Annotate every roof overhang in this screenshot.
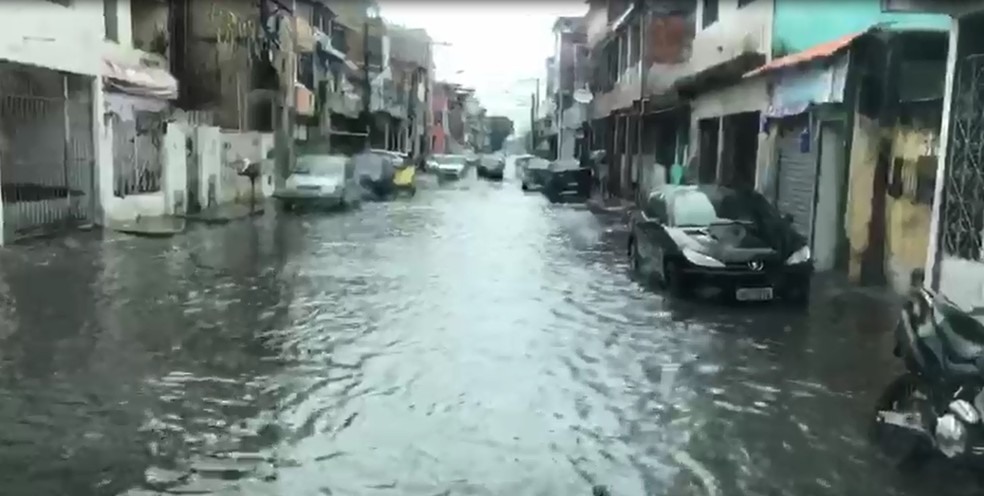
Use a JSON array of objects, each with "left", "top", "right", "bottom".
[{"left": 102, "top": 57, "right": 178, "bottom": 100}]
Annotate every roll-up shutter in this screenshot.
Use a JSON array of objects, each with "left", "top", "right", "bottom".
[{"left": 775, "top": 116, "right": 818, "bottom": 242}]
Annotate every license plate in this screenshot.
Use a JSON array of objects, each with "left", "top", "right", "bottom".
[
  {"left": 736, "top": 287, "right": 773, "bottom": 301},
  {"left": 297, "top": 185, "right": 321, "bottom": 190}
]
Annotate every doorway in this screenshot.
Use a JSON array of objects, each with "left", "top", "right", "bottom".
[
  {"left": 721, "top": 111, "right": 760, "bottom": 189},
  {"left": 697, "top": 117, "right": 720, "bottom": 183},
  {"left": 813, "top": 121, "right": 846, "bottom": 271}
]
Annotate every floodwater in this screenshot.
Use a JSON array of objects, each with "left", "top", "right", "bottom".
[{"left": 0, "top": 162, "right": 980, "bottom": 496}]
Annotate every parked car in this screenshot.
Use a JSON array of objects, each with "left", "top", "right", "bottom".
[
  {"left": 429, "top": 154, "right": 468, "bottom": 181},
  {"left": 519, "top": 157, "right": 551, "bottom": 191},
  {"left": 392, "top": 161, "right": 417, "bottom": 196},
  {"left": 543, "top": 158, "right": 592, "bottom": 202},
  {"left": 476, "top": 155, "right": 505, "bottom": 180},
  {"left": 369, "top": 149, "right": 416, "bottom": 197},
  {"left": 274, "top": 153, "right": 358, "bottom": 211},
  {"left": 627, "top": 184, "right": 813, "bottom": 304},
  {"left": 353, "top": 149, "right": 398, "bottom": 200}
]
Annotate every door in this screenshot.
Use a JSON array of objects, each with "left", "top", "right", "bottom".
[
  {"left": 698, "top": 118, "right": 720, "bottom": 184},
  {"left": 186, "top": 132, "right": 200, "bottom": 213},
  {"left": 775, "top": 115, "right": 818, "bottom": 241},
  {"left": 813, "top": 122, "right": 846, "bottom": 271}
]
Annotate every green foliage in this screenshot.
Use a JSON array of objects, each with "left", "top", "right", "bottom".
[
  {"left": 209, "top": 5, "right": 263, "bottom": 65},
  {"left": 487, "top": 116, "right": 514, "bottom": 152}
]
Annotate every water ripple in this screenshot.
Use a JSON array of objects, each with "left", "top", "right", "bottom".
[{"left": 0, "top": 172, "right": 978, "bottom": 495}]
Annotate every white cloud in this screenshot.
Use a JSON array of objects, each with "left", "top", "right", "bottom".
[{"left": 380, "top": 1, "right": 586, "bottom": 133}]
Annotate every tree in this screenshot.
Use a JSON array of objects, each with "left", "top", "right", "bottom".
[{"left": 487, "top": 116, "right": 514, "bottom": 152}]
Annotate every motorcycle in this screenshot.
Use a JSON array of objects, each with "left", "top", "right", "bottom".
[{"left": 872, "top": 268, "right": 984, "bottom": 465}]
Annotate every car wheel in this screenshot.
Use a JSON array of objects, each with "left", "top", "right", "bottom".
[
  {"left": 664, "top": 260, "right": 690, "bottom": 298},
  {"left": 629, "top": 238, "right": 640, "bottom": 275},
  {"left": 521, "top": 182, "right": 529, "bottom": 191},
  {"left": 784, "top": 286, "right": 810, "bottom": 308}
]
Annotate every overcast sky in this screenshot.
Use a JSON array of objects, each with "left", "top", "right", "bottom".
[{"left": 380, "top": 1, "right": 587, "bottom": 134}]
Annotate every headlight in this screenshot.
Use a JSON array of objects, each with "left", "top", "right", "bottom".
[
  {"left": 785, "top": 245, "right": 812, "bottom": 265},
  {"left": 682, "top": 248, "right": 725, "bottom": 268}
]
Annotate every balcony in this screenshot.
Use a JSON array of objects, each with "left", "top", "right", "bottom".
[{"left": 687, "top": 0, "right": 772, "bottom": 78}]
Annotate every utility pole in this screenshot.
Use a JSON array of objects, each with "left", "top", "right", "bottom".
[
  {"left": 529, "top": 93, "right": 535, "bottom": 153},
  {"left": 362, "top": 18, "right": 372, "bottom": 148},
  {"left": 274, "top": 0, "right": 298, "bottom": 185}
]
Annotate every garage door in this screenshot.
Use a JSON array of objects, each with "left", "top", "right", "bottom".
[{"left": 775, "top": 116, "right": 818, "bottom": 241}]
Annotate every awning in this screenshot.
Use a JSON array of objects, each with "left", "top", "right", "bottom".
[
  {"left": 103, "top": 57, "right": 178, "bottom": 100},
  {"left": 744, "top": 29, "right": 869, "bottom": 78},
  {"left": 315, "top": 30, "right": 360, "bottom": 73}
]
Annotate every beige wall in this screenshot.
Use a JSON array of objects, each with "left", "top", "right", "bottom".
[{"left": 692, "top": 0, "right": 774, "bottom": 74}]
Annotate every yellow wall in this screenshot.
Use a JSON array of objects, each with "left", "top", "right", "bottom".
[
  {"left": 845, "top": 113, "right": 878, "bottom": 282},
  {"left": 884, "top": 125, "right": 937, "bottom": 290},
  {"left": 843, "top": 109, "right": 939, "bottom": 289}
]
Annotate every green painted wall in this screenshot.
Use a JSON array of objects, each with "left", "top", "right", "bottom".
[{"left": 772, "top": 0, "right": 950, "bottom": 57}]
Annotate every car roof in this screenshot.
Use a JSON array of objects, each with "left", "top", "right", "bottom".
[{"left": 653, "top": 184, "right": 761, "bottom": 201}]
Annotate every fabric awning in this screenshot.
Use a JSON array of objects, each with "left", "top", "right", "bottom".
[{"left": 103, "top": 57, "right": 178, "bottom": 100}]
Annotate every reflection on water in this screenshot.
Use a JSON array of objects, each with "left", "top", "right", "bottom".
[{"left": 0, "top": 173, "right": 978, "bottom": 496}]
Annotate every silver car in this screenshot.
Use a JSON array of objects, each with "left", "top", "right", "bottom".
[
  {"left": 428, "top": 154, "right": 468, "bottom": 180},
  {"left": 274, "top": 154, "right": 358, "bottom": 210}
]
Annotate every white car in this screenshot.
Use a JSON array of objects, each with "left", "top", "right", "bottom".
[
  {"left": 429, "top": 154, "right": 468, "bottom": 180},
  {"left": 274, "top": 154, "right": 358, "bottom": 210}
]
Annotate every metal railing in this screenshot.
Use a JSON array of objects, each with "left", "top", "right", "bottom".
[
  {"left": 0, "top": 64, "right": 94, "bottom": 239},
  {"left": 112, "top": 111, "right": 165, "bottom": 196},
  {"left": 942, "top": 53, "right": 984, "bottom": 261}
]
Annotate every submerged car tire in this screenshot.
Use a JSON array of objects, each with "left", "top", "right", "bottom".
[
  {"left": 521, "top": 182, "right": 529, "bottom": 191},
  {"left": 663, "top": 260, "right": 691, "bottom": 298},
  {"left": 784, "top": 286, "right": 811, "bottom": 308},
  {"left": 628, "top": 238, "right": 641, "bottom": 275},
  {"left": 277, "top": 200, "right": 295, "bottom": 212}
]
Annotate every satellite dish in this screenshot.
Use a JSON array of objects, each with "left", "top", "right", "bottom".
[{"left": 573, "top": 88, "right": 594, "bottom": 104}]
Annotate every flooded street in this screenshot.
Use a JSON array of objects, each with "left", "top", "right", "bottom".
[{"left": 0, "top": 166, "right": 981, "bottom": 496}]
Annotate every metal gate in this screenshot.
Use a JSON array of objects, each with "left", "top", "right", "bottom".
[
  {"left": 775, "top": 115, "right": 819, "bottom": 241},
  {"left": 0, "top": 63, "right": 94, "bottom": 241},
  {"left": 941, "top": 53, "right": 984, "bottom": 261}
]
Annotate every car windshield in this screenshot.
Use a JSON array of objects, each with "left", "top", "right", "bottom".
[
  {"left": 480, "top": 156, "right": 500, "bottom": 166},
  {"left": 526, "top": 158, "right": 550, "bottom": 170},
  {"left": 294, "top": 155, "right": 348, "bottom": 177},
  {"left": 671, "top": 188, "right": 774, "bottom": 228},
  {"left": 550, "top": 159, "right": 580, "bottom": 171},
  {"left": 434, "top": 155, "right": 466, "bottom": 165}
]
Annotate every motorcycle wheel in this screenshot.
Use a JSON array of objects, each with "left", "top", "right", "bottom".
[{"left": 870, "top": 374, "right": 934, "bottom": 468}]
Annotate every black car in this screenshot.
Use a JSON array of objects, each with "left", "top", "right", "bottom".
[
  {"left": 476, "top": 155, "right": 505, "bottom": 180},
  {"left": 351, "top": 149, "right": 398, "bottom": 201},
  {"left": 543, "top": 159, "right": 592, "bottom": 203},
  {"left": 519, "top": 157, "right": 551, "bottom": 191},
  {"left": 627, "top": 185, "right": 813, "bottom": 305}
]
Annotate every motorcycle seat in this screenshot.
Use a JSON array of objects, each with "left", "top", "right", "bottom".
[{"left": 936, "top": 306, "right": 984, "bottom": 363}]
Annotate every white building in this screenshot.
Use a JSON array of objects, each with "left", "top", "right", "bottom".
[
  {"left": 0, "top": 0, "right": 180, "bottom": 245},
  {"left": 892, "top": 1, "right": 984, "bottom": 308},
  {"left": 550, "top": 16, "right": 588, "bottom": 162}
]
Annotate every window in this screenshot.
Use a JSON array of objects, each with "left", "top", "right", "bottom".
[
  {"left": 103, "top": 0, "right": 118, "bottom": 41},
  {"left": 701, "top": 0, "right": 719, "bottom": 29},
  {"left": 47, "top": 0, "right": 71, "bottom": 5},
  {"left": 738, "top": 0, "right": 756, "bottom": 7},
  {"left": 669, "top": 188, "right": 776, "bottom": 227}
]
